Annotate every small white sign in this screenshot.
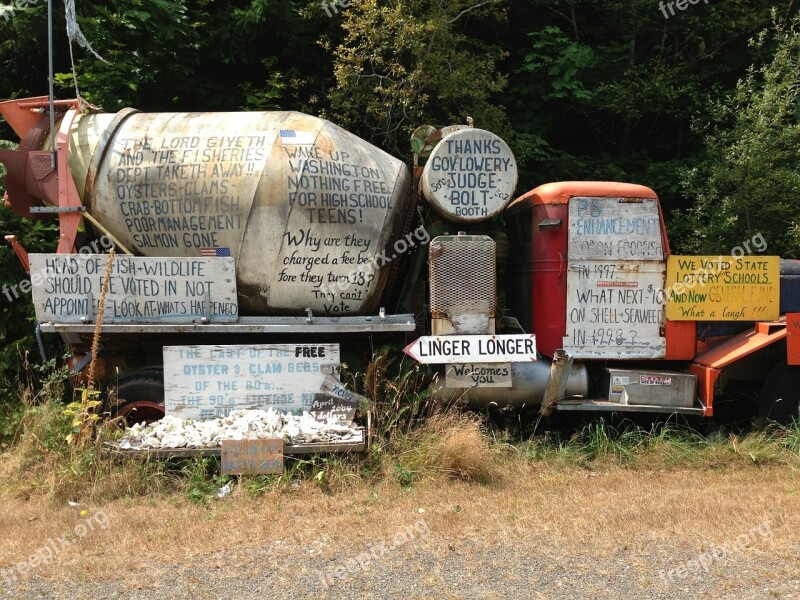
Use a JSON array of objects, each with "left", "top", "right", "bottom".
[
  {"left": 164, "top": 344, "right": 340, "bottom": 419},
  {"left": 404, "top": 334, "right": 536, "bottom": 364},
  {"left": 29, "top": 254, "right": 238, "bottom": 323},
  {"left": 445, "top": 363, "right": 512, "bottom": 388},
  {"left": 640, "top": 375, "right": 672, "bottom": 386}
]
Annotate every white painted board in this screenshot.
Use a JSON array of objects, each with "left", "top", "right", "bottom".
[
  {"left": 164, "top": 344, "right": 340, "bottom": 419},
  {"left": 445, "top": 363, "right": 512, "bottom": 388},
  {"left": 28, "top": 254, "right": 237, "bottom": 323},
  {"left": 563, "top": 261, "right": 666, "bottom": 359},
  {"left": 568, "top": 198, "right": 664, "bottom": 261},
  {"left": 404, "top": 335, "right": 536, "bottom": 364}
]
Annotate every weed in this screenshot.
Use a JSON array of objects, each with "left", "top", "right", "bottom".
[
  {"left": 359, "top": 346, "right": 436, "bottom": 440},
  {"left": 392, "top": 412, "right": 505, "bottom": 484},
  {"left": 394, "top": 463, "right": 414, "bottom": 488},
  {"left": 182, "top": 457, "right": 232, "bottom": 505}
]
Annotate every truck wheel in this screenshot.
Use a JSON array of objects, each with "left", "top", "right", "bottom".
[
  {"left": 759, "top": 364, "right": 800, "bottom": 424},
  {"left": 110, "top": 370, "right": 165, "bottom": 425}
]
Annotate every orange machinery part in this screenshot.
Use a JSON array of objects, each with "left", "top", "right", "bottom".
[{"left": 690, "top": 318, "right": 789, "bottom": 417}]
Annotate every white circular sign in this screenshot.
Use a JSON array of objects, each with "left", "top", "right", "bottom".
[{"left": 421, "top": 128, "right": 517, "bottom": 223}]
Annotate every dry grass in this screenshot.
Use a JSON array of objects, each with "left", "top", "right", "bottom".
[
  {"left": 0, "top": 464, "right": 797, "bottom": 585},
  {"left": 1, "top": 398, "right": 799, "bottom": 590},
  {"left": 389, "top": 411, "right": 507, "bottom": 484},
  {"left": 2, "top": 370, "right": 799, "bottom": 592}
]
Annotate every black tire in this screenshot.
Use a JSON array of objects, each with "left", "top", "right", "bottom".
[
  {"left": 759, "top": 363, "right": 800, "bottom": 424},
  {"left": 110, "top": 369, "right": 165, "bottom": 425}
]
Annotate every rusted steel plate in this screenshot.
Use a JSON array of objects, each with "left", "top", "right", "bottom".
[{"left": 221, "top": 439, "right": 283, "bottom": 475}]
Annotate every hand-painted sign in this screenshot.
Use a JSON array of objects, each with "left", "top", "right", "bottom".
[
  {"left": 309, "top": 374, "right": 368, "bottom": 422},
  {"left": 445, "top": 363, "right": 512, "bottom": 388},
  {"left": 421, "top": 128, "right": 518, "bottom": 222},
  {"left": 28, "top": 254, "right": 237, "bottom": 323},
  {"left": 404, "top": 335, "right": 536, "bottom": 364},
  {"left": 164, "top": 344, "right": 340, "bottom": 419},
  {"left": 666, "top": 256, "right": 779, "bottom": 321},
  {"left": 565, "top": 197, "right": 667, "bottom": 359},
  {"left": 568, "top": 197, "right": 664, "bottom": 261},
  {"left": 221, "top": 439, "right": 283, "bottom": 475},
  {"left": 563, "top": 260, "right": 666, "bottom": 359}
]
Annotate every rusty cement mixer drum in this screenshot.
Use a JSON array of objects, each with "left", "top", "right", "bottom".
[{"left": 61, "top": 110, "right": 412, "bottom": 315}]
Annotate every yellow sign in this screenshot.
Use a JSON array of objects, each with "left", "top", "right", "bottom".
[{"left": 666, "top": 256, "right": 780, "bottom": 321}]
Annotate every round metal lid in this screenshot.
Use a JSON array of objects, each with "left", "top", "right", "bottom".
[{"left": 420, "top": 128, "right": 517, "bottom": 223}]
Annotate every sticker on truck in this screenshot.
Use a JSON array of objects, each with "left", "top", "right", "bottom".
[{"left": 639, "top": 375, "right": 672, "bottom": 386}]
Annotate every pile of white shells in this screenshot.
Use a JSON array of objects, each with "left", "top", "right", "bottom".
[{"left": 116, "top": 408, "right": 361, "bottom": 450}]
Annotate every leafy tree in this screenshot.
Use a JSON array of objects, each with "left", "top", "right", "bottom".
[
  {"left": 505, "top": 0, "right": 785, "bottom": 197},
  {"left": 328, "top": 0, "right": 509, "bottom": 156},
  {"left": 676, "top": 13, "right": 800, "bottom": 256}
]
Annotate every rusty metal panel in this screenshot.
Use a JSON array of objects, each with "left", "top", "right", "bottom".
[
  {"left": 429, "top": 235, "right": 496, "bottom": 335},
  {"left": 221, "top": 439, "right": 283, "bottom": 475},
  {"left": 786, "top": 313, "right": 800, "bottom": 365},
  {"left": 65, "top": 111, "right": 411, "bottom": 315}
]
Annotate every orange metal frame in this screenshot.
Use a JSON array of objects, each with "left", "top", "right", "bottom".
[
  {"left": 690, "top": 318, "right": 788, "bottom": 416},
  {"left": 1, "top": 97, "right": 84, "bottom": 257},
  {"left": 54, "top": 108, "right": 83, "bottom": 254}
]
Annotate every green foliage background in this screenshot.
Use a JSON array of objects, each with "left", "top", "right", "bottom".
[{"left": 0, "top": 0, "right": 798, "bottom": 404}]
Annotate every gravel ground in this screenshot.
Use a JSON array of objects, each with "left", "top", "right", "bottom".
[{"left": 3, "top": 529, "right": 798, "bottom": 599}]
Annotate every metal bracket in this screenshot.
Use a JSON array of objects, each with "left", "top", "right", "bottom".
[
  {"left": 70, "top": 345, "right": 103, "bottom": 375},
  {"left": 29, "top": 206, "right": 86, "bottom": 214},
  {"left": 540, "top": 349, "right": 574, "bottom": 417},
  {"left": 305, "top": 308, "right": 314, "bottom": 323},
  {"left": 4, "top": 235, "right": 30, "bottom": 272}
]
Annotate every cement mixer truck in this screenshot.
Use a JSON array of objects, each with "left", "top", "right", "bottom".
[{"left": 2, "top": 96, "right": 799, "bottom": 426}]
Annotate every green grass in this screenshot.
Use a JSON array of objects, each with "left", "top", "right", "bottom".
[
  {"left": 3, "top": 360, "right": 800, "bottom": 504},
  {"left": 517, "top": 418, "right": 800, "bottom": 470}
]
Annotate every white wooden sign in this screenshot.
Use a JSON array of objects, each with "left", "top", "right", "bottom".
[
  {"left": 404, "top": 334, "right": 536, "bottom": 364},
  {"left": 164, "top": 344, "right": 340, "bottom": 419},
  {"left": 568, "top": 198, "right": 664, "bottom": 261},
  {"left": 29, "top": 254, "right": 238, "bottom": 323},
  {"left": 445, "top": 363, "right": 512, "bottom": 388},
  {"left": 563, "top": 261, "right": 666, "bottom": 359}
]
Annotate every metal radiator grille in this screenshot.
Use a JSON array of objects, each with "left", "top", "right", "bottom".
[{"left": 429, "top": 235, "right": 497, "bottom": 318}]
